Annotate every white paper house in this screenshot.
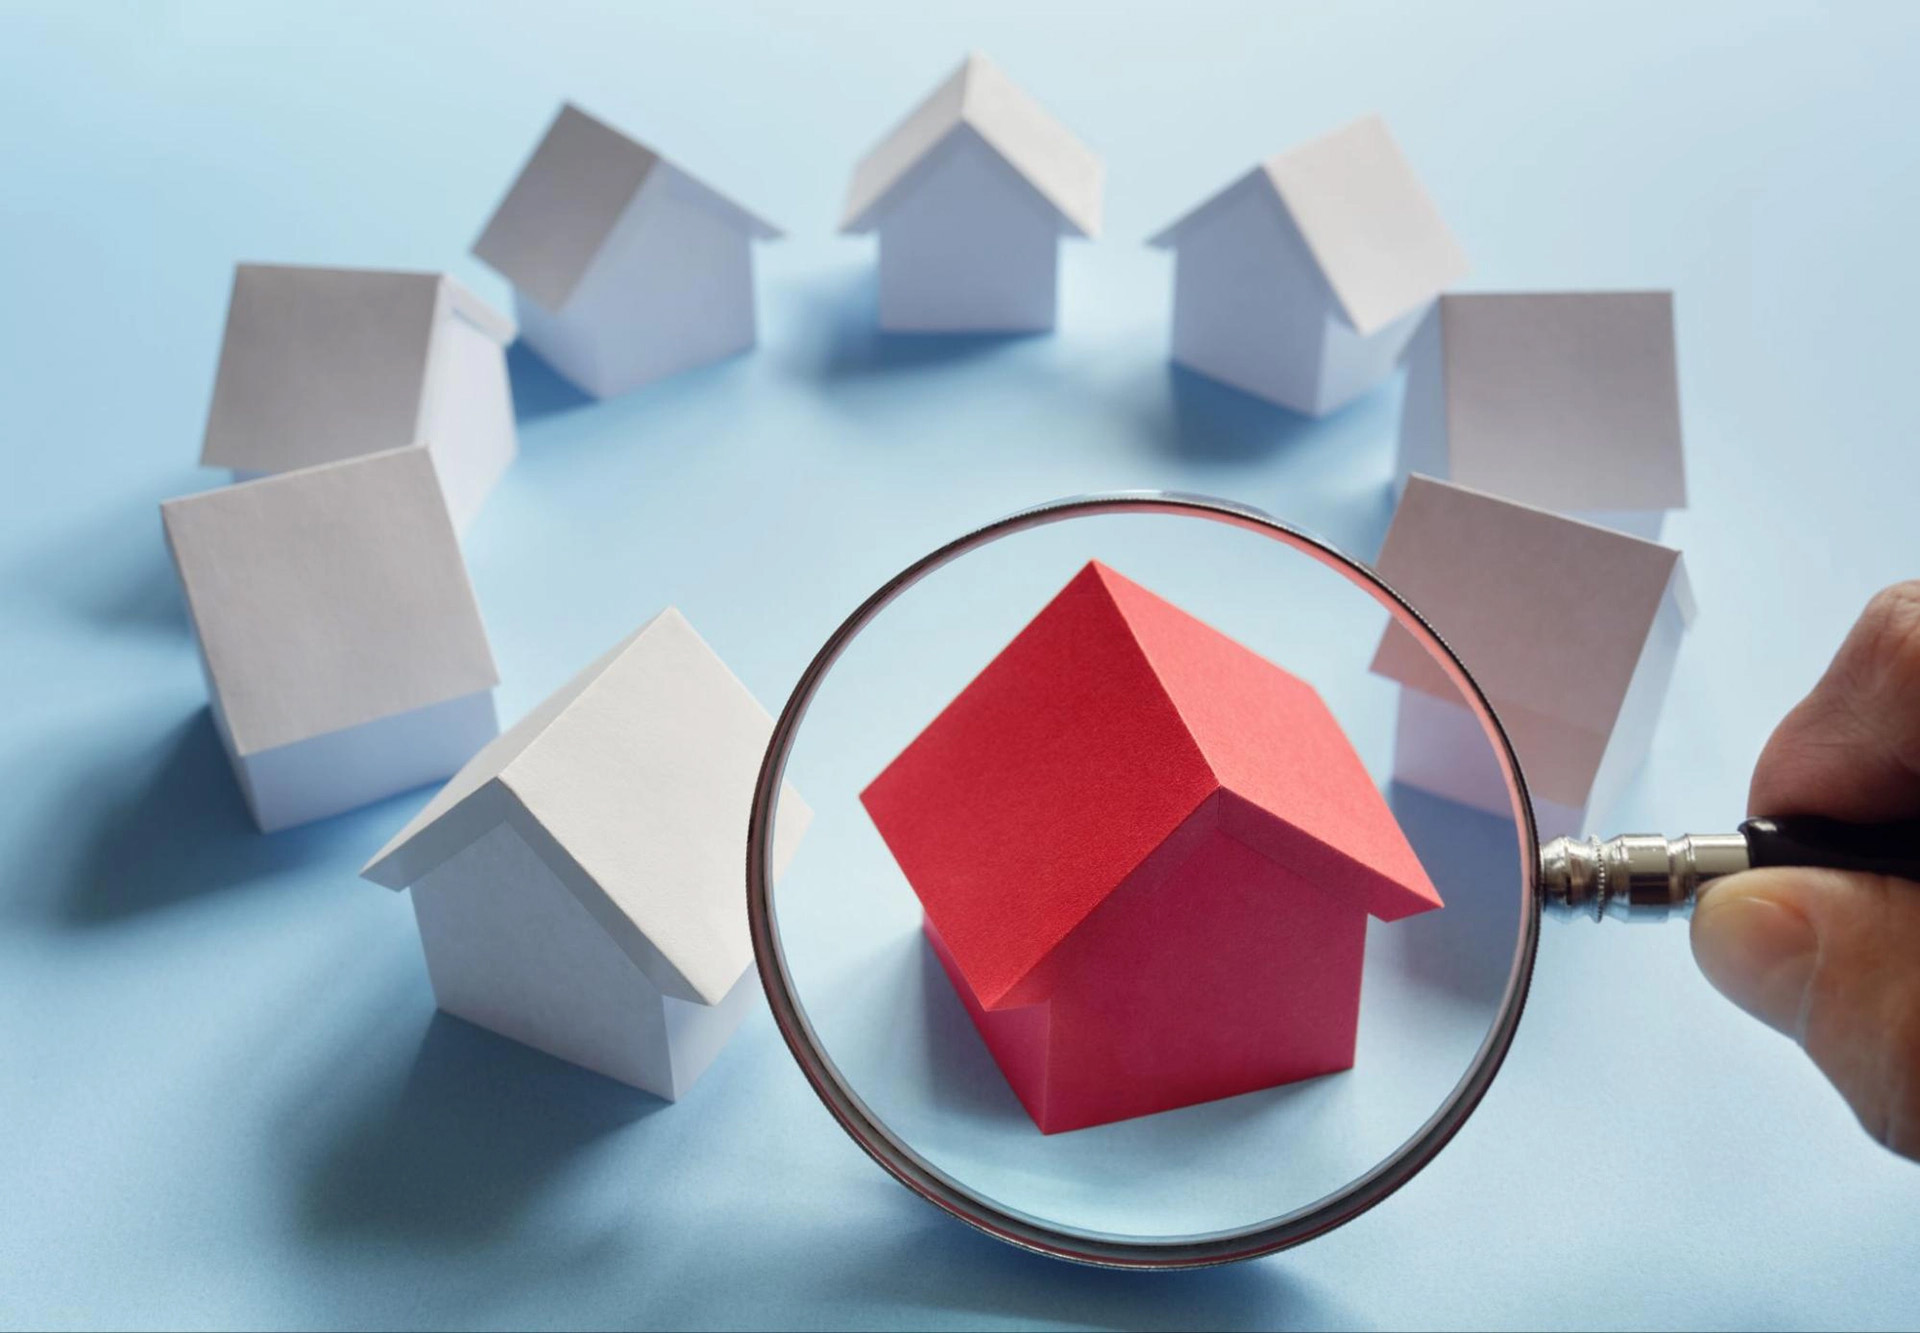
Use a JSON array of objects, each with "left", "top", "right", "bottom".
[
  {"left": 360, "top": 609, "right": 812, "bottom": 1099},
  {"left": 839, "top": 53, "right": 1103, "bottom": 333},
  {"left": 161, "top": 447, "right": 501, "bottom": 833},
  {"left": 1368, "top": 476, "right": 1695, "bottom": 840},
  {"left": 1396, "top": 292, "right": 1687, "bottom": 539},
  {"left": 199, "top": 265, "right": 517, "bottom": 534},
  {"left": 1148, "top": 115, "right": 1469, "bottom": 417},
  {"left": 473, "top": 103, "right": 783, "bottom": 400}
]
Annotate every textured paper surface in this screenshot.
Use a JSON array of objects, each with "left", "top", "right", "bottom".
[
  {"left": 1397, "top": 291, "right": 1686, "bottom": 516},
  {"left": 1390, "top": 687, "right": 1583, "bottom": 833},
  {"left": 417, "top": 307, "right": 518, "bottom": 532},
  {"left": 1149, "top": 122, "right": 1448, "bottom": 412},
  {"left": 841, "top": 52, "right": 1102, "bottom": 238},
  {"left": 365, "top": 608, "right": 811, "bottom": 1007},
  {"left": 512, "top": 163, "right": 763, "bottom": 397},
  {"left": 474, "top": 102, "right": 779, "bottom": 316},
  {"left": 199, "top": 265, "right": 440, "bottom": 473},
  {"left": 412, "top": 821, "right": 680, "bottom": 1096},
  {"left": 199, "top": 267, "right": 514, "bottom": 478},
  {"left": 937, "top": 798, "right": 1371, "bottom": 1133},
  {"left": 162, "top": 446, "right": 499, "bottom": 758},
  {"left": 236, "top": 689, "right": 498, "bottom": 834},
  {"left": 863, "top": 562, "right": 1440, "bottom": 1131},
  {"left": 408, "top": 819, "right": 762, "bottom": 1097},
  {"left": 197, "top": 265, "right": 516, "bottom": 532},
  {"left": 1262, "top": 115, "right": 1468, "bottom": 336},
  {"left": 1160, "top": 173, "right": 1330, "bottom": 410},
  {"left": 874, "top": 130, "right": 1062, "bottom": 332},
  {"left": 1370, "top": 476, "right": 1691, "bottom": 810},
  {"left": 1151, "top": 114, "right": 1466, "bottom": 338}
]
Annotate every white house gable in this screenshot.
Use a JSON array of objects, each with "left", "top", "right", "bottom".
[
  {"left": 1393, "top": 309, "right": 1449, "bottom": 489},
  {"left": 874, "top": 127, "right": 1063, "bottom": 332},
  {"left": 1152, "top": 115, "right": 1466, "bottom": 416},
  {"left": 517, "top": 166, "right": 758, "bottom": 398},
  {"left": 410, "top": 821, "right": 680, "bottom": 1097},
  {"left": 1167, "top": 174, "right": 1336, "bottom": 410}
]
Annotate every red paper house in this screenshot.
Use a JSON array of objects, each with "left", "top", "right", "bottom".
[{"left": 861, "top": 562, "right": 1443, "bottom": 1134}]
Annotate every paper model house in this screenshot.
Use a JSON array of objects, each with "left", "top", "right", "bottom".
[
  {"left": 199, "top": 264, "right": 517, "bottom": 533},
  {"left": 839, "top": 53, "right": 1103, "bottom": 333},
  {"left": 1369, "top": 476, "right": 1695, "bottom": 839},
  {"left": 1148, "top": 115, "right": 1469, "bottom": 416},
  {"left": 862, "top": 562, "right": 1442, "bottom": 1134},
  {"left": 360, "top": 609, "right": 811, "bottom": 1099},
  {"left": 161, "top": 447, "right": 500, "bottom": 833},
  {"left": 473, "top": 103, "right": 783, "bottom": 399},
  {"left": 1396, "top": 292, "right": 1687, "bottom": 539}
]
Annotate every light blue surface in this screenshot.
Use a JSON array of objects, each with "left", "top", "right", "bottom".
[{"left": 3, "top": 2, "right": 1918, "bottom": 1328}]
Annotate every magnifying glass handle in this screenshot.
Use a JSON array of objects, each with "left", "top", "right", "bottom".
[{"left": 1540, "top": 816, "right": 1920, "bottom": 922}]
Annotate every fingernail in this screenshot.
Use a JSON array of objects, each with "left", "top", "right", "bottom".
[{"left": 1691, "top": 888, "right": 1818, "bottom": 1037}]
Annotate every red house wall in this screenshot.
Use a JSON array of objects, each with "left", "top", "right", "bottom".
[{"left": 928, "top": 806, "right": 1370, "bottom": 1134}]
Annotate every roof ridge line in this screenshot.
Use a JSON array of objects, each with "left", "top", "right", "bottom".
[
  {"left": 992, "top": 780, "right": 1224, "bottom": 1011},
  {"left": 978, "top": 566, "right": 1224, "bottom": 1008},
  {"left": 497, "top": 608, "right": 675, "bottom": 787},
  {"left": 1083, "top": 562, "right": 1223, "bottom": 791}
]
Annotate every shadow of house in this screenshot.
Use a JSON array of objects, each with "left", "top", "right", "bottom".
[
  {"left": 780, "top": 266, "right": 1044, "bottom": 385},
  {"left": 49, "top": 710, "right": 372, "bottom": 926},
  {"left": 9, "top": 491, "right": 194, "bottom": 642},
  {"left": 505, "top": 340, "right": 596, "bottom": 423},
  {"left": 1376, "top": 781, "right": 1526, "bottom": 1006},
  {"left": 296, "top": 1010, "right": 659, "bottom": 1249},
  {"left": 1155, "top": 363, "right": 1321, "bottom": 466},
  {"left": 914, "top": 929, "right": 1033, "bottom": 1127}
]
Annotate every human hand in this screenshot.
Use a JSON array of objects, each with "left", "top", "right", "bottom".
[{"left": 1690, "top": 582, "right": 1920, "bottom": 1160}]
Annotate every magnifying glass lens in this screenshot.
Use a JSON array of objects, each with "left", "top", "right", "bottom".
[{"left": 760, "top": 505, "right": 1532, "bottom": 1259}]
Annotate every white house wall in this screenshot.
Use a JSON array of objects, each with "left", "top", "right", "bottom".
[
  {"left": 518, "top": 166, "right": 758, "bottom": 398},
  {"left": 1582, "top": 571, "right": 1689, "bottom": 828},
  {"left": 410, "top": 821, "right": 681, "bottom": 1097},
  {"left": 1394, "top": 309, "right": 1449, "bottom": 495},
  {"left": 663, "top": 966, "right": 758, "bottom": 1098},
  {"left": 873, "top": 129, "right": 1061, "bottom": 333},
  {"left": 1569, "top": 507, "right": 1668, "bottom": 540},
  {"left": 1392, "top": 687, "right": 1585, "bottom": 839},
  {"left": 1167, "top": 181, "right": 1328, "bottom": 413},
  {"left": 418, "top": 310, "right": 518, "bottom": 533},
  {"left": 1397, "top": 308, "right": 1672, "bottom": 539},
  {"left": 1315, "top": 300, "right": 1426, "bottom": 417},
  {"left": 237, "top": 689, "right": 498, "bottom": 833}
]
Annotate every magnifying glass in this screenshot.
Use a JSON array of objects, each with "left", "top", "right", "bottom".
[{"left": 746, "top": 492, "right": 1919, "bottom": 1270}]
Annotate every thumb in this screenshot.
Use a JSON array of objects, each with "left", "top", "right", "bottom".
[{"left": 1692, "top": 867, "right": 1920, "bottom": 1160}]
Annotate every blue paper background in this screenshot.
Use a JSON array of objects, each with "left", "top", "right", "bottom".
[{"left": 4, "top": 2, "right": 1919, "bottom": 1328}]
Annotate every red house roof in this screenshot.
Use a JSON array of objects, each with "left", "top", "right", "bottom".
[{"left": 861, "top": 561, "right": 1441, "bottom": 1011}]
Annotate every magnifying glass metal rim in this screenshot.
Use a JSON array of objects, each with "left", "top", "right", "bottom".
[{"left": 747, "top": 490, "right": 1543, "bottom": 1270}]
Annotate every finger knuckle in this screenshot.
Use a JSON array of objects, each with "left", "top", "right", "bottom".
[{"left": 1850, "top": 582, "right": 1920, "bottom": 697}]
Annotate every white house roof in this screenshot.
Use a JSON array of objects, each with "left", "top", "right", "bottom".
[
  {"left": 1369, "top": 476, "right": 1693, "bottom": 803},
  {"left": 1149, "top": 115, "right": 1468, "bottom": 337},
  {"left": 1424, "top": 291, "right": 1687, "bottom": 512},
  {"left": 199, "top": 265, "right": 513, "bottom": 474},
  {"left": 361, "top": 608, "right": 812, "bottom": 1007},
  {"left": 161, "top": 447, "right": 500, "bottom": 757},
  {"left": 474, "top": 103, "right": 782, "bottom": 313},
  {"left": 839, "top": 52, "right": 1103, "bottom": 238}
]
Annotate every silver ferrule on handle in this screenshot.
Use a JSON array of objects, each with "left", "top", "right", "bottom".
[{"left": 1539, "top": 833, "right": 1752, "bottom": 921}]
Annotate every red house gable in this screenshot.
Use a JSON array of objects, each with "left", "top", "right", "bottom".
[{"left": 861, "top": 563, "right": 1443, "bottom": 1132}]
